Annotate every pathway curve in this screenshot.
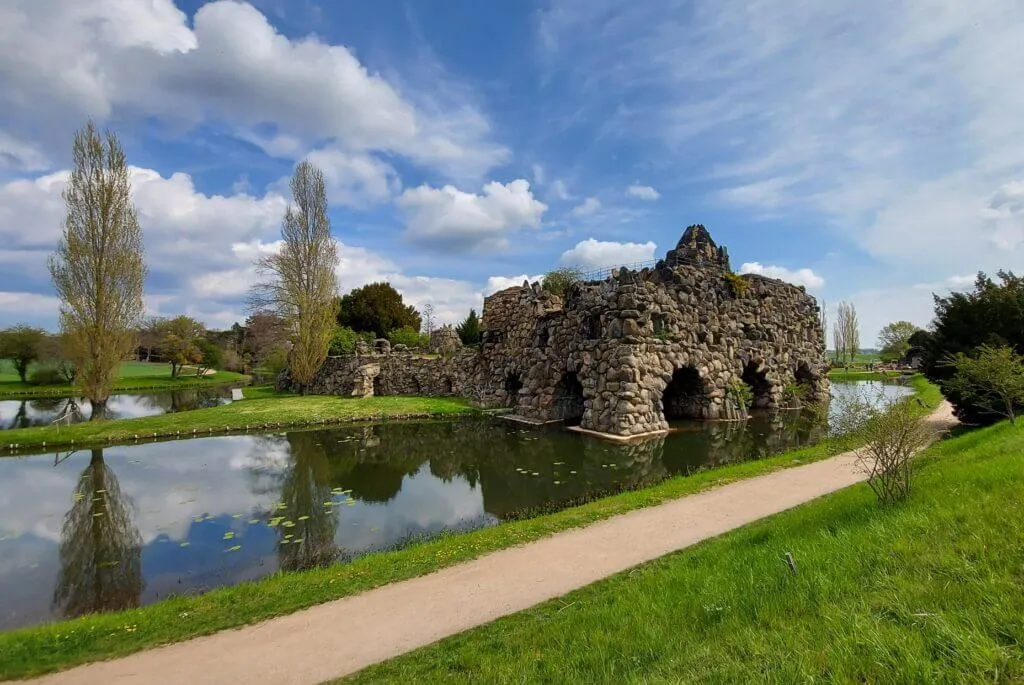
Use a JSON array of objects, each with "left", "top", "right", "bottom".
[{"left": 23, "top": 402, "right": 957, "bottom": 685}]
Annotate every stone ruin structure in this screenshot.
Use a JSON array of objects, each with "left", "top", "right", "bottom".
[
  {"left": 283, "top": 225, "right": 830, "bottom": 439},
  {"left": 429, "top": 325, "right": 463, "bottom": 355}
]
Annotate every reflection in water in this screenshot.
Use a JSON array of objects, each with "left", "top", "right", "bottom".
[
  {"left": 53, "top": 448, "right": 144, "bottom": 619},
  {"left": 274, "top": 432, "right": 339, "bottom": 571},
  {"left": 0, "top": 380, "right": 912, "bottom": 630},
  {"left": 0, "top": 388, "right": 234, "bottom": 430}
]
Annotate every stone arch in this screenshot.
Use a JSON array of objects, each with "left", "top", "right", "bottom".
[
  {"left": 741, "top": 361, "right": 772, "bottom": 409},
  {"left": 408, "top": 375, "right": 422, "bottom": 395},
  {"left": 504, "top": 373, "right": 523, "bottom": 405},
  {"left": 794, "top": 362, "right": 815, "bottom": 386},
  {"left": 552, "top": 371, "right": 585, "bottom": 425},
  {"left": 441, "top": 377, "right": 454, "bottom": 395},
  {"left": 372, "top": 375, "right": 383, "bottom": 397},
  {"left": 662, "top": 366, "right": 708, "bottom": 420}
]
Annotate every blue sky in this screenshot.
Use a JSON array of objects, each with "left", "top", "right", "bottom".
[{"left": 1, "top": 0, "right": 1022, "bottom": 344}]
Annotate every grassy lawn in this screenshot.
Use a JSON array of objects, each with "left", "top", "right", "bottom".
[
  {"left": 0, "top": 378, "right": 941, "bottom": 680},
  {"left": 0, "top": 360, "right": 247, "bottom": 398},
  {"left": 345, "top": 420, "right": 1024, "bottom": 684},
  {"left": 1, "top": 390, "right": 475, "bottom": 453}
]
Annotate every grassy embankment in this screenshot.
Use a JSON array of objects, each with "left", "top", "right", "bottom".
[
  {"left": 0, "top": 360, "right": 248, "bottom": 398},
  {"left": 1, "top": 386, "right": 475, "bottom": 453},
  {"left": 347, "top": 419, "right": 1024, "bottom": 684},
  {"left": 0, "top": 377, "right": 941, "bottom": 680}
]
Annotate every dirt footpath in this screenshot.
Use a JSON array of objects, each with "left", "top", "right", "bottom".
[{"left": 24, "top": 402, "right": 957, "bottom": 685}]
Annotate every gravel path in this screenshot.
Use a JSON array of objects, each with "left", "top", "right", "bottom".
[{"left": 23, "top": 402, "right": 957, "bottom": 685}]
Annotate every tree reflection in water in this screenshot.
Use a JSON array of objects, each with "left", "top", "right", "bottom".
[
  {"left": 52, "top": 448, "right": 143, "bottom": 619},
  {"left": 268, "top": 432, "right": 340, "bottom": 572}
]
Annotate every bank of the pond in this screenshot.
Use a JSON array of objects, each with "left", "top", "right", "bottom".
[
  {"left": 346, "top": 420, "right": 1024, "bottom": 684},
  {"left": 0, "top": 378, "right": 941, "bottom": 680},
  {"left": 0, "top": 390, "right": 476, "bottom": 453},
  {"left": 0, "top": 363, "right": 248, "bottom": 399}
]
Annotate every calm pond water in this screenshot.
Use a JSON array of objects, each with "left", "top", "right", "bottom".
[
  {"left": 0, "top": 380, "right": 911, "bottom": 630},
  {"left": 0, "top": 387, "right": 234, "bottom": 430}
]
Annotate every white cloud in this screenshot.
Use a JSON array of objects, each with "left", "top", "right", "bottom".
[
  {"left": 484, "top": 274, "right": 544, "bottom": 295},
  {"left": 0, "top": 131, "right": 50, "bottom": 172},
  {"left": 551, "top": 179, "right": 570, "bottom": 201},
  {"left": 302, "top": 147, "right": 401, "bottom": 207},
  {"left": 559, "top": 238, "right": 657, "bottom": 271},
  {"left": 738, "top": 262, "right": 825, "bottom": 289},
  {"left": 396, "top": 179, "right": 547, "bottom": 252},
  {"left": 626, "top": 184, "right": 660, "bottom": 201},
  {"left": 0, "top": 292, "right": 62, "bottom": 318},
  {"left": 531, "top": 164, "right": 545, "bottom": 186},
  {"left": 571, "top": 197, "right": 601, "bottom": 217},
  {"left": 0, "top": 164, "right": 488, "bottom": 330},
  {"left": 946, "top": 274, "right": 976, "bottom": 288},
  {"left": 0, "top": 0, "right": 507, "bottom": 180}
]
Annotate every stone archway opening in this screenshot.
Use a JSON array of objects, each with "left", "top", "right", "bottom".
[
  {"left": 662, "top": 366, "right": 707, "bottom": 421},
  {"left": 372, "top": 375, "right": 383, "bottom": 397},
  {"left": 504, "top": 373, "right": 523, "bottom": 405},
  {"left": 442, "top": 377, "right": 454, "bottom": 395},
  {"left": 741, "top": 361, "right": 772, "bottom": 409},
  {"left": 795, "top": 362, "right": 815, "bottom": 388},
  {"left": 552, "top": 371, "right": 585, "bottom": 425}
]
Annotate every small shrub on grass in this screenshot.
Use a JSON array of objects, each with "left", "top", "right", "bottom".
[
  {"left": 832, "top": 386, "right": 934, "bottom": 504},
  {"left": 28, "top": 366, "right": 66, "bottom": 386}
]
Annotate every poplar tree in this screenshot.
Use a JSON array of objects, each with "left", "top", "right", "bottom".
[
  {"left": 251, "top": 160, "right": 339, "bottom": 388},
  {"left": 49, "top": 121, "right": 146, "bottom": 419}
]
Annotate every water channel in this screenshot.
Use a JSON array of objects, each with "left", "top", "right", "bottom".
[
  {"left": 0, "top": 387, "right": 235, "bottom": 430},
  {"left": 0, "top": 380, "right": 912, "bottom": 630}
]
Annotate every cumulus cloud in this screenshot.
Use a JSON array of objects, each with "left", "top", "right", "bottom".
[
  {"left": 484, "top": 274, "right": 544, "bottom": 295},
  {"left": 559, "top": 238, "right": 657, "bottom": 271},
  {"left": 626, "top": 184, "right": 660, "bottom": 200},
  {"left": 739, "top": 262, "right": 824, "bottom": 289},
  {"left": 396, "top": 179, "right": 547, "bottom": 252},
  {"left": 0, "top": 165, "right": 485, "bottom": 329},
  {"left": 0, "top": 0, "right": 507, "bottom": 180},
  {"left": 571, "top": 197, "right": 601, "bottom": 217}
]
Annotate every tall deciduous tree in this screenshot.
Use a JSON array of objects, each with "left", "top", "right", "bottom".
[
  {"left": 250, "top": 160, "right": 338, "bottom": 388},
  {"left": 49, "top": 121, "right": 146, "bottom": 419},
  {"left": 877, "top": 321, "right": 920, "bottom": 362}
]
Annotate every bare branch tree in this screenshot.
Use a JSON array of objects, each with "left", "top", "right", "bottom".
[
  {"left": 49, "top": 121, "right": 146, "bottom": 419},
  {"left": 834, "top": 301, "right": 859, "bottom": 365},
  {"left": 832, "top": 386, "right": 935, "bottom": 504},
  {"left": 249, "top": 160, "right": 338, "bottom": 388},
  {"left": 422, "top": 303, "right": 436, "bottom": 336}
]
